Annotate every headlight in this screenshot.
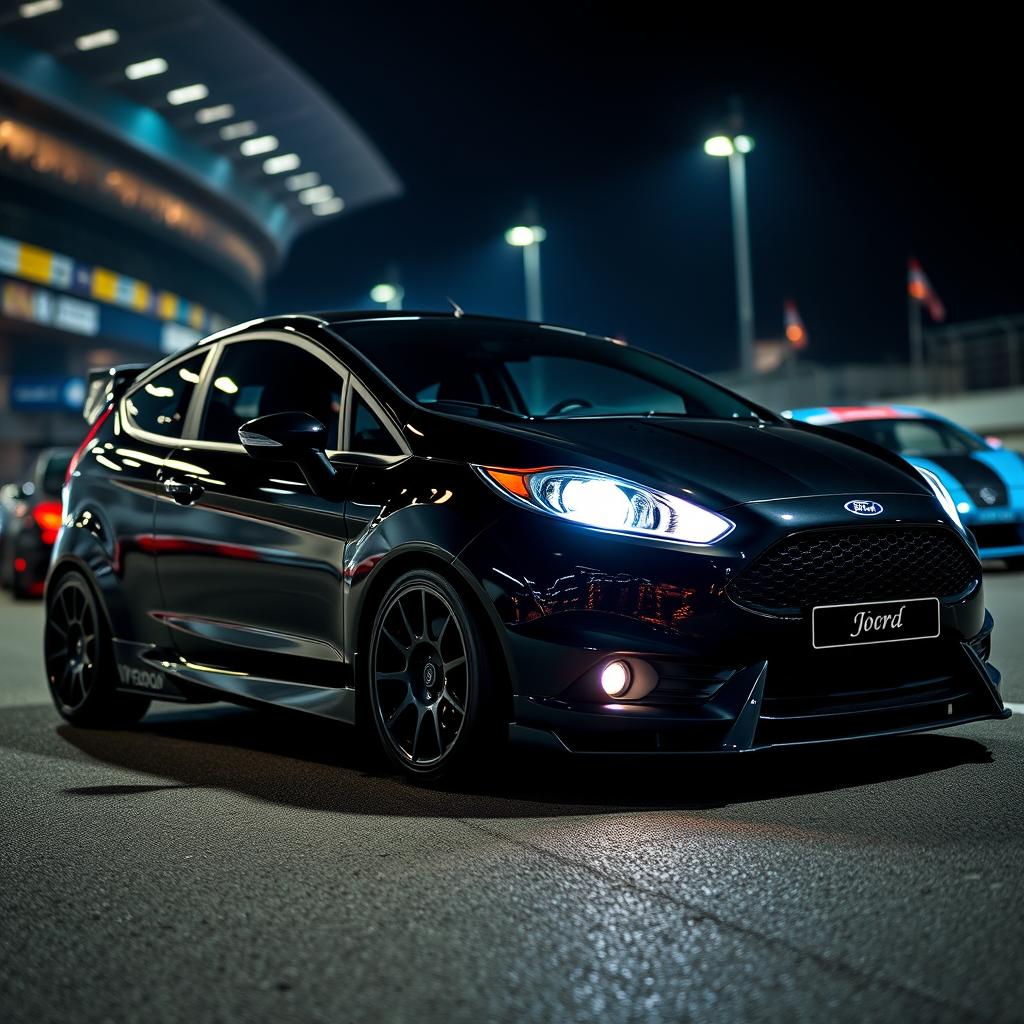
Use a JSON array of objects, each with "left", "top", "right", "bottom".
[
  {"left": 915, "top": 466, "right": 964, "bottom": 531},
  {"left": 476, "top": 466, "right": 734, "bottom": 545}
]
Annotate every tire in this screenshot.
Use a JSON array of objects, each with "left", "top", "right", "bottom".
[
  {"left": 366, "top": 569, "right": 505, "bottom": 783},
  {"left": 1003, "top": 556, "right": 1024, "bottom": 571},
  {"left": 44, "top": 571, "right": 150, "bottom": 727}
]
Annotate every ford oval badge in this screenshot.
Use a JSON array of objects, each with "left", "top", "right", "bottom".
[{"left": 845, "top": 499, "right": 884, "bottom": 516}]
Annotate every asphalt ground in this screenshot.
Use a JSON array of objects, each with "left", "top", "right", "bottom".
[{"left": 1, "top": 568, "right": 1022, "bottom": 1023}]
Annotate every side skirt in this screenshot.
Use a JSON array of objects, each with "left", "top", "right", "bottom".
[{"left": 112, "top": 639, "right": 357, "bottom": 723}]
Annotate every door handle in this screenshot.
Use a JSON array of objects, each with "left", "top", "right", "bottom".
[{"left": 162, "top": 477, "right": 204, "bottom": 505}]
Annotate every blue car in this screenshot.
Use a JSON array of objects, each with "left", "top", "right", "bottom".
[{"left": 787, "top": 405, "right": 1024, "bottom": 566}]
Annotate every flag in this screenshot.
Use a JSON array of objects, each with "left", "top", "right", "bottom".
[
  {"left": 907, "top": 259, "right": 946, "bottom": 322},
  {"left": 783, "top": 299, "right": 808, "bottom": 350}
]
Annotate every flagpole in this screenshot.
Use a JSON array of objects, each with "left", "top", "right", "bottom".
[{"left": 909, "top": 288, "right": 924, "bottom": 393}]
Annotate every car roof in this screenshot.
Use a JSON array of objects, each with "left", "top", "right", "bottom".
[
  {"left": 786, "top": 405, "right": 938, "bottom": 425},
  {"left": 315, "top": 309, "right": 530, "bottom": 325}
]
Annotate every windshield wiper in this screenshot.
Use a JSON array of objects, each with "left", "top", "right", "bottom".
[
  {"left": 538, "top": 411, "right": 763, "bottom": 422},
  {"left": 639, "top": 410, "right": 771, "bottom": 424},
  {"left": 424, "top": 399, "right": 531, "bottom": 421}
]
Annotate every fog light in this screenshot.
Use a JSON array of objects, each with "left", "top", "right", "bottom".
[{"left": 600, "top": 660, "right": 632, "bottom": 698}]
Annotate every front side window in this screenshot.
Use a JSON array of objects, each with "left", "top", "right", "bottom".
[
  {"left": 349, "top": 391, "right": 401, "bottom": 455},
  {"left": 199, "top": 339, "right": 343, "bottom": 447},
  {"left": 125, "top": 352, "right": 207, "bottom": 438}
]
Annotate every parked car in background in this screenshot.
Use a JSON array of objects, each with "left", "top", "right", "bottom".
[
  {"left": 787, "top": 405, "right": 1024, "bottom": 567},
  {"left": 0, "top": 448, "right": 73, "bottom": 598},
  {"left": 0, "top": 482, "right": 22, "bottom": 548}
]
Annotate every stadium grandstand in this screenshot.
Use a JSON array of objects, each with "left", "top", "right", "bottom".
[{"left": 0, "top": 0, "right": 400, "bottom": 477}]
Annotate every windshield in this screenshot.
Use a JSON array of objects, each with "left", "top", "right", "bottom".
[
  {"left": 829, "top": 417, "right": 988, "bottom": 456},
  {"left": 335, "top": 320, "right": 763, "bottom": 421}
]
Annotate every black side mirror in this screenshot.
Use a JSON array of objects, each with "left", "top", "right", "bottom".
[{"left": 239, "top": 412, "right": 337, "bottom": 495}]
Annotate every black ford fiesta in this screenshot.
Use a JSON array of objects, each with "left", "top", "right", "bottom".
[{"left": 45, "top": 311, "right": 1009, "bottom": 781}]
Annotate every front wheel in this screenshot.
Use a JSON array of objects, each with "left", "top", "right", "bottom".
[
  {"left": 367, "top": 569, "right": 504, "bottom": 783},
  {"left": 44, "top": 572, "right": 150, "bottom": 727}
]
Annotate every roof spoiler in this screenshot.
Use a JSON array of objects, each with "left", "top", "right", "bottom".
[{"left": 83, "top": 364, "right": 148, "bottom": 424}]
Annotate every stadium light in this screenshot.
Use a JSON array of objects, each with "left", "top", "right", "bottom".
[
  {"left": 370, "top": 283, "right": 404, "bottom": 310},
  {"left": 239, "top": 135, "right": 278, "bottom": 156},
  {"left": 286, "top": 172, "right": 320, "bottom": 191},
  {"left": 166, "top": 84, "right": 209, "bottom": 106},
  {"left": 704, "top": 135, "right": 734, "bottom": 157},
  {"left": 298, "top": 185, "right": 334, "bottom": 205},
  {"left": 195, "top": 104, "right": 235, "bottom": 124},
  {"left": 220, "top": 120, "right": 257, "bottom": 141},
  {"left": 125, "top": 58, "right": 168, "bottom": 80},
  {"left": 504, "top": 225, "right": 545, "bottom": 247},
  {"left": 263, "top": 153, "right": 301, "bottom": 175},
  {"left": 75, "top": 29, "right": 119, "bottom": 51},
  {"left": 20, "top": 0, "right": 61, "bottom": 17},
  {"left": 312, "top": 197, "right": 345, "bottom": 216}
]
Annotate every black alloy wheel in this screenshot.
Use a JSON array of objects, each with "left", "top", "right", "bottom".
[
  {"left": 44, "top": 572, "right": 150, "bottom": 726},
  {"left": 368, "top": 569, "right": 500, "bottom": 782}
]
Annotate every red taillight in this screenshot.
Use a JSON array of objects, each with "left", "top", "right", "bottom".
[
  {"left": 33, "top": 501, "right": 63, "bottom": 545},
  {"left": 66, "top": 405, "right": 113, "bottom": 487}
]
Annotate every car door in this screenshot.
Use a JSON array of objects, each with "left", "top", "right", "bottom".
[
  {"left": 105, "top": 347, "right": 213, "bottom": 648},
  {"left": 152, "top": 330, "right": 355, "bottom": 686}
]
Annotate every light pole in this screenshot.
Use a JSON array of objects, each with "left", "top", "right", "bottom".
[
  {"left": 704, "top": 131, "right": 755, "bottom": 377},
  {"left": 370, "top": 281, "right": 404, "bottom": 311},
  {"left": 505, "top": 224, "right": 546, "bottom": 321}
]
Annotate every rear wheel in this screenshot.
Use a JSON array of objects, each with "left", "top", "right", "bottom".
[
  {"left": 44, "top": 572, "right": 150, "bottom": 726},
  {"left": 367, "top": 569, "right": 504, "bottom": 783}
]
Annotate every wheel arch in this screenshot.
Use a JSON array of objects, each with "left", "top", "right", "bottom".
[
  {"left": 352, "top": 547, "right": 515, "bottom": 724},
  {"left": 46, "top": 556, "right": 117, "bottom": 640}
]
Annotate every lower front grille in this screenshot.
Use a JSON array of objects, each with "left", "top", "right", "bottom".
[
  {"left": 730, "top": 526, "right": 979, "bottom": 616},
  {"left": 754, "top": 639, "right": 989, "bottom": 745}
]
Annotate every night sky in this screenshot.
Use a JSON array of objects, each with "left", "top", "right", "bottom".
[{"left": 225, "top": 5, "right": 1022, "bottom": 375}]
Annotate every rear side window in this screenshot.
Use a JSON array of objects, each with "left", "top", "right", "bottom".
[
  {"left": 40, "top": 452, "right": 71, "bottom": 496},
  {"left": 349, "top": 391, "right": 401, "bottom": 455},
  {"left": 199, "top": 339, "right": 342, "bottom": 447},
  {"left": 125, "top": 352, "right": 207, "bottom": 438}
]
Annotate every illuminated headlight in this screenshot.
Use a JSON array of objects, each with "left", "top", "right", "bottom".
[
  {"left": 476, "top": 466, "right": 734, "bottom": 545},
  {"left": 916, "top": 466, "right": 965, "bottom": 531}
]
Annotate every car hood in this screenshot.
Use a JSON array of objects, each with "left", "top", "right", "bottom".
[{"left": 422, "top": 414, "right": 928, "bottom": 511}]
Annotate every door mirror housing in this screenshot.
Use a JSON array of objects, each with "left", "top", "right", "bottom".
[{"left": 239, "top": 412, "right": 337, "bottom": 494}]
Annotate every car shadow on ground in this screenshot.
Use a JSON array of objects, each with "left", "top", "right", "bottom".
[{"left": 0, "top": 699, "right": 999, "bottom": 819}]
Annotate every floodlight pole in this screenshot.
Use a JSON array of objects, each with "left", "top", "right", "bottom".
[
  {"left": 908, "top": 291, "right": 924, "bottom": 392},
  {"left": 727, "top": 147, "right": 755, "bottom": 379},
  {"left": 523, "top": 240, "right": 543, "bottom": 322}
]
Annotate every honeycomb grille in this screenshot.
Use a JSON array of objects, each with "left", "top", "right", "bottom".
[{"left": 729, "top": 526, "right": 978, "bottom": 615}]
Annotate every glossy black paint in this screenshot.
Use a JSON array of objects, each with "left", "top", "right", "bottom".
[{"left": 49, "top": 312, "right": 1009, "bottom": 755}]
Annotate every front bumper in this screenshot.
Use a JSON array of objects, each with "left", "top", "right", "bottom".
[
  {"left": 508, "top": 618, "right": 1006, "bottom": 754},
  {"left": 457, "top": 493, "right": 1008, "bottom": 754}
]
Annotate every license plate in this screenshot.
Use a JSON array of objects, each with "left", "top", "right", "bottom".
[{"left": 811, "top": 597, "right": 940, "bottom": 650}]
